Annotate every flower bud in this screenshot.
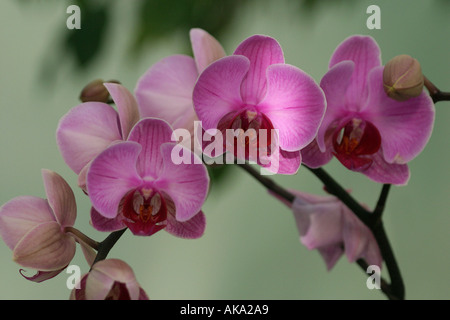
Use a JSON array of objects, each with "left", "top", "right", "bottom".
[
  {"left": 79, "top": 79, "right": 120, "bottom": 103},
  {"left": 383, "top": 54, "right": 424, "bottom": 101}
]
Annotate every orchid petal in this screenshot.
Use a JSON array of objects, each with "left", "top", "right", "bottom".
[
  {"left": 104, "top": 83, "right": 140, "bottom": 140},
  {"left": 362, "top": 150, "right": 410, "bottom": 185},
  {"left": 318, "top": 61, "right": 355, "bottom": 152},
  {"left": 0, "top": 196, "right": 54, "bottom": 250},
  {"left": 127, "top": 118, "right": 174, "bottom": 179},
  {"left": 135, "top": 55, "right": 198, "bottom": 127},
  {"left": 13, "top": 221, "right": 76, "bottom": 271},
  {"left": 165, "top": 210, "right": 206, "bottom": 239},
  {"left": 193, "top": 55, "right": 249, "bottom": 130},
  {"left": 56, "top": 102, "right": 122, "bottom": 174},
  {"left": 155, "top": 143, "right": 209, "bottom": 222},
  {"left": 190, "top": 28, "right": 226, "bottom": 73},
  {"left": 87, "top": 141, "right": 143, "bottom": 218},
  {"left": 90, "top": 207, "right": 127, "bottom": 232},
  {"left": 258, "top": 64, "right": 326, "bottom": 151},
  {"left": 41, "top": 169, "right": 76, "bottom": 227},
  {"left": 362, "top": 67, "right": 435, "bottom": 164},
  {"left": 329, "top": 35, "right": 381, "bottom": 107},
  {"left": 234, "top": 35, "right": 284, "bottom": 105}
]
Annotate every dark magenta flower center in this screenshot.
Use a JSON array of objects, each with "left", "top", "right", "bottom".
[
  {"left": 217, "top": 109, "right": 276, "bottom": 159},
  {"left": 121, "top": 188, "right": 167, "bottom": 236},
  {"left": 332, "top": 119, "right": 381, "bottom": 170}
]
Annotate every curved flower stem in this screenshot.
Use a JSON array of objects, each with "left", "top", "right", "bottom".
[
  {"left": 90, "top": 228, "right": 128, "bottom": 269},
  {"left": 424, "top": 76, "right": 450, "bottom": 103},
  {"left": 238, "top": 163, "right": 405, "bottom": 300},
  {"left": 65, "top": 226, "right": 100, "bottom": 250}
]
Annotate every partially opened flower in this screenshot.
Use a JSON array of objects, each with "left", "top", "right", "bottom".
[
  {"left": 135, "top": 28, "right": 225, "bottom": 139},
  {"left": 0, "top": 170, "right": 77, "bottom": 280},
  {"left": 57, "top": 82, "right": 140, "bottom": 190},
  {"left": 70, "top": 259, "right": 149, "bottom": 300},
  {"left": 193, "top": 34, "right": 325, "bottom": 174},
  {"left": 87, "top": 118, "right": 209, "bottom": 238},
  {"left": 301, "top": 35, "right": 435, "bottom": 185},
  {"left": 272, "top": 189, "right": 382, "bottom": 271}
]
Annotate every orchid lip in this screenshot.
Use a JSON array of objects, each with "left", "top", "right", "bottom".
[{"left": 332, "top": 118, "right": 381, "bottom": 170}]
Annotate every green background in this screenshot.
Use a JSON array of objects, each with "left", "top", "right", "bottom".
[{"left": 0, "top": 0, "right": 449, "bottom": 299}]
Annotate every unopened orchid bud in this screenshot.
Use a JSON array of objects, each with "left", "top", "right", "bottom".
[
  {"left": 383, "top": 54, "right": 424, "bottom": 101},
  {"left": 79, "top": 79, "right": 120, "bottom": 103}
]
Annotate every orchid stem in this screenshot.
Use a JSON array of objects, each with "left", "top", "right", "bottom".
[
  {"left": 239, "top": 163, "right": 404, "bottom": 300},
  {"left": 65, "top": 226, "right": 100, "bottom": 250},
  {"left": 90, "top": 228, "right": 127, "bottom": 269},
  {"left": 424, "top": 76, "right": 450, "bottom": 103}
]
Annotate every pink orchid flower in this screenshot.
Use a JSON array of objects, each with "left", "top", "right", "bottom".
[
  {"left": 135, "top": 28, "right": 226, "bottom": 138},
  {"left": 192, "top": 34, "right": 326, "bottom": 174},
  {"left": 70, "top": 259, "right": 149, "bottom": 300},
  {"left": 0, "top": 170, "right": 78, "bottom": 281},
  {"left": 301, "top": 35, "right": 435, "bottom": 185},
  {"left": 273, "top": 189, "right": 382, "bottom": 271},
  {"left": 56, "top": 83, "right": 140, "bottom": 190},
  {"left": 87, "top": 118, "right": 209, "bottom": 238}
]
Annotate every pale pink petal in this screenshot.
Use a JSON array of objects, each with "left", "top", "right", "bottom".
[
  {"left": 104, "top": 83, "right": 140, "bottom": 140},
  {"left": 297, "top": 202, "right": 344, "bottom": 250},
  {"left": 13, "top": 221, "right": 76, "bottom": 271},
  {"left": 318, "top": 60, "right": 355, "bottom": 151},
  {"left": 135, "top": 55, "right": 198, "bottom": 127},
  {"left": 165, "top": 210, "right": 206, "bottom": 239},
  {"left": 56, "top": 102, "right": 122, "bottom": 174},
  {"left": 190, "top": 28, "right": 226, "bottom": 73},
  {"left": 20, "top": 267, "right": 66, "bottom": 283},
  {"left": 127, "top": 118, "right": 174, "bottom": 179},
  {"left": 257, "top": 64, "right": 326, "bottom": 151},
  {"left": 193, "top": 55, "right": 249, "bottom": 130},
  {"left": 362, "top": 67, "right": 435, "bottom": 164},
  {"left": 234, "top": 35, "right": 284, "bottom": 105},
  {"left": 87, "top": 142, "right": 143, "bottom": 218},
  {"left": 154, "top": 143, "right": 209, "bottom": 222},
  {"left": 317, "top": 245, "right": 344, "bottom": 271},
  {"left": 362, "top": 150, "right": 410, "bottom": 185},
  {"left": 87, "top": 259, "right": 140, "bottom": 300},
  {"left": 41, "top": 169, "right": 76, "bottom": 227},
  {"left": 0, "top": 196, "right": 54, "bottom": 250},
  {"left": 342, "top": 207, "right": 382, "bottom": 267},
  {"left": 329, "top": 35, "right": 381, "bottom": 107}
]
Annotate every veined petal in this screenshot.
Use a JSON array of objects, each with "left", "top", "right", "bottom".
[
  {"left": 41, "top": 169, "right": 76, "bottom": 227},
  {"left": 13, "top": 221, "right": 76, "bottom": 271},
  {"left": 318, "top": 60, "right": 355, "bottom": 152},
  {"left": 362, "top": 67, "right": 435, "bottom": 164},
  {"left": 135, "top": 55, "right": 198, "bottom": 127},
  {"left": 56, "top": 102, "right": 122, "bottom": 174},
  {"left": 257, "top": 64, "right": 326, "bottom": 151},
  {"left": 362, "top": 150, "right": 410, "bottom": 185},
  {"left": 234, "top": 35, "right": 284, "bottom": 105},
  {"left": 190, "top": 28, "right": 226, "bottom": 73},
  {"left": 0, "top": 196, "right": 54, "bottom": 250},
  {"left": 193, "top": 55, "right": 249, "bottom": 130},
  {"left": 259, "top": 148, "right": 301, "bottom": 175},
  {"left": 104, "top": 83, "right": 140, "bottom": 140},
  {"left": 154, "top": 143, "right": 209, "bottom": 222},
  {"left": 301, "top": 138, "right": 334, "bottom": 169},
  {"left": 329, "top": 35, "right": 381, "bottom": 107},
  {"left": 87, "top": 141, "right": 143, "bottom": 218},
  {"left": 127, "top": 118, "right": 174, "bottom": 179},
  {"left": 90, "top": 207, "right": 127, "bottom": 232},
  {"left": 165, "top": 210, "right": 206, "bottom": 239}
]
